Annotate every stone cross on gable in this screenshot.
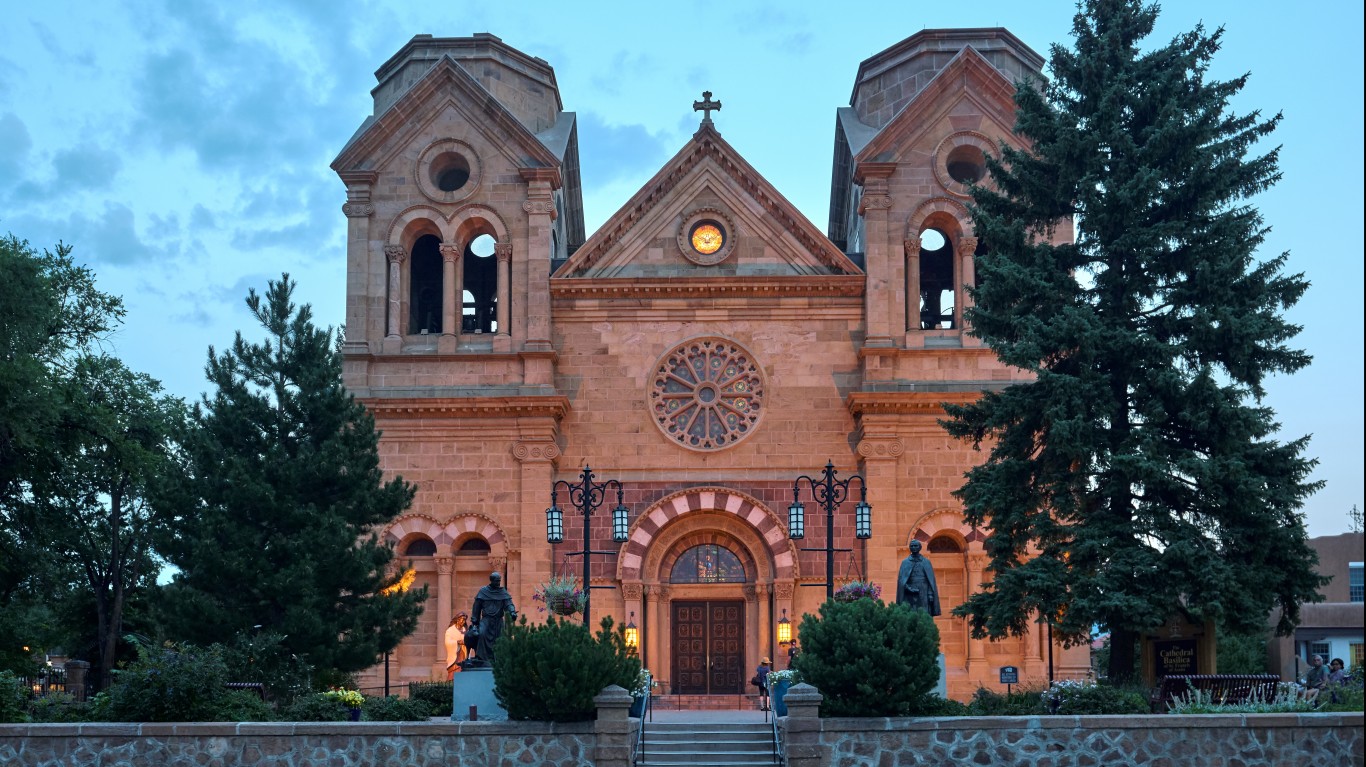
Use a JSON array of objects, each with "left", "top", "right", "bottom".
[{"left": 693, "top": 91, "right": 721, "bottom": 124}]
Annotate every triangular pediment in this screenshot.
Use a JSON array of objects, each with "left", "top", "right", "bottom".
[
  {"left": 853, "top": 46, "right": 1023, "bottom": 166},
  {"left": 331, "top": 55, "right": 561, "bottom": 174},
  {"left": 556, "top": 124, "right": 861, "bottom": 280}
]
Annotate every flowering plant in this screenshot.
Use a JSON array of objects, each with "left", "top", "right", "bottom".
[
  {"left": 324, "top": 688, "right": 364, "bottom": 708},
  {"left": 532, "top": 575, "right": 588, "bottom": 615},
  {"left": 632, "top": 668, "right": 654, "bottom": 697},
  {"left": 767, "top": 669, "right": 802, "bottom": 687},
  {"left": 832, "top": 580, "right": 882, "bottom": 602}
]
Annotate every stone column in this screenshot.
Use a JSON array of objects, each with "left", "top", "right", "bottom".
[
  {"left": 438, "top": 243, "right": 459, "bottom": 354},
  {"left": 513, "top": 437, "right": 560, "bottom": 613},
  {"left": 383, "top": 245, "right": 406, "bottom": 354},
  {"left": 754, "top": 583, "right": 770, "bottom": 668},
  {"left": 433, "top": 555, "right": 454, "bottom": 676},
  {"left": 775, "top": 581, "right": 794, "bottom": 670},
  {"left": 657, "top": 585, "right": 672, "bottom": 690},
  {"left": 646, "top": 584, "right": 664, "bottom": 683},
  {"left": 966, "top": 553, "right": 988, "bottom": 675},
  {"left": 1024, "top": 610, "right": 1046, "bottom": 679},
  {"left": 63, "top": 660, "right": 90, "bottom": 702},
  {"left": 856, "top": 433, "right": 904, "bottom": 603},
  {"left": 494, "top": 243, "right": 513, "bottom": 352},
  {"left": 904, "top": 238, "right": 921, "bottom": 341},
  {"left": 856, "top": 164, "right": 898, "bottom": 350},
  {"left": 520, "top": 169, "right": 558, "bottom": 353},
  {"left": 957, "top": 235, "right": 978, "bottom": 335},
  {"left": 781, "top": 683, "right": 826, "bottom": 767},
  {"left": 339, "top": 182, "right": 374, "bottom": 352},
  {"left": 593, "top": 684, "right": 636, "bottom": 767}
]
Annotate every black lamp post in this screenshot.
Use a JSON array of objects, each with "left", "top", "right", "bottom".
[
  {"left": 788, "top": 460, "right": 871, "bottom": 601},
  {"left": 546, "top": 465, "right": 631, "bottom": 626}
]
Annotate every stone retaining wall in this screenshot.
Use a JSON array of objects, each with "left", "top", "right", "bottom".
[{"left": 781, "top": 683, "right": 1365, "bottom": 767}]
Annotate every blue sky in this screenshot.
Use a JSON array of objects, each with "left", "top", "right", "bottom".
[{"left": 2, "top": 1, "right": 1361, "bottom": 537}]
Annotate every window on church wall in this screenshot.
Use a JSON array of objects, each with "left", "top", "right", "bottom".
[
  {"left": 669, "top": 544, "right": 747, "bottom": 584},
  {"left": 408, "top": 235, "right": 443, "bottom": 334},
  {"left": 919, "top": 228, "right": 955, "bottom": 329},
  {"left": 404, "top": 537, "right": 437, "bottom": 557},
  {"left": 463, "top": 234, "right": 498, "bottom": 334},
  {"left": 927, "top": 535, "right": 963, "bottom": 554},
  {"left": 457, "top": 538, "right": 491, "bottom": 556}
]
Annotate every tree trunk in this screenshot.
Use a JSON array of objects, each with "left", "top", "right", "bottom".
[{"left": 1108, "top": 627, "right": 1139, "bottom": 684}]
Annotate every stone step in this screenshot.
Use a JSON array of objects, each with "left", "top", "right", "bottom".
[{"left": 639, "top": 721, "right": 777, "bottom": 766}]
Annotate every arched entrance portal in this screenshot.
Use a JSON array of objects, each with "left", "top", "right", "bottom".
[{"left": 617, "top": 488, "right": 799, "bottom": 696}]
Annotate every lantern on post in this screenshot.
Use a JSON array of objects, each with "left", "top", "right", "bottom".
[
  {"left": 777, "top": 608, "right": 792, "bottom": 646},
  {"left": 624, "top": 611, "right": 639, "bottom": 650}
]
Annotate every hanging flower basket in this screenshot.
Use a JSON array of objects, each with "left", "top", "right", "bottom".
[
  {"left": 534, "top": 575, "right": 587, "bottom": 616},
  {"left": 832, "top": 580, "right": 882, "bottom": 603}
]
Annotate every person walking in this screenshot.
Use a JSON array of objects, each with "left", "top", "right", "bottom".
[{"left": 754, "top": 657, "right": 773, "bottom": 711}]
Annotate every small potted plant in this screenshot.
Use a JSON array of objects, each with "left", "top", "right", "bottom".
[
  {"left": 832, "top": 580, "right": 882, "bottom": 603},
  {"left": 533, "top": 575, "right": 588, "bottom": 616},
  {"left": 324, "top": 688, "right": 365, "bottom": 721},
  {"left": 766, "top": 669, "right": 802, "bottom": 716}
]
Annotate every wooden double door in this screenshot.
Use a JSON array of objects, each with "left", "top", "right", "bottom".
[{"left": 671, "top": 600, "right": 745, "bottom": 694}]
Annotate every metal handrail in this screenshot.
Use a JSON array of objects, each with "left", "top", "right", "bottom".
[
  {"left": 771, "top": 711, "right": 785, "bottom": 766},
  {"left": 631, "top": 690, "right": 650, "bottom": 766}
]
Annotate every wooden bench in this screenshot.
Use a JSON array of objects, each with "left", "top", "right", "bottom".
[
  {"left": 224, "top": 682, "right": 267, "bottom": 700},
  {"left": 1151, "top": 674, "right": 1280, "bottom": 712}
]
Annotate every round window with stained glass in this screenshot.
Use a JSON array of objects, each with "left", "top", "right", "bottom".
[{"left": 649, "top": 337, "right": 765, "bottom": 451}]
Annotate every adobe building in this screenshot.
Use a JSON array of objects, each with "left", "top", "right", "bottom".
[
  {"left": 1268, "top": 532, "right": 1365, "bottom": 679},
  {"left": 331, "top": 29, "right": 1088, "bottom": 700}
]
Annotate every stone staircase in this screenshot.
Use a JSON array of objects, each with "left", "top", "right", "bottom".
[{"left": 637, "top": 720, "right": 777, "bottom": 766}]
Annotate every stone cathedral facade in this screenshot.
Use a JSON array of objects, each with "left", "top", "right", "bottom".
[{"left": 332, "top": 29, "right": 1088, "bottom": 699}]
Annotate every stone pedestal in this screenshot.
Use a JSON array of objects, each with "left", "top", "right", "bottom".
[
  {"left": 936, "top": 652, "right": 947, "bottom": 698},
  {"left": 451, "top": 667, "right": 507, "bottom": 721}
]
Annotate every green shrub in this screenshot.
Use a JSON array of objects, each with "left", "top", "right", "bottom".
[
  {"left": 792, "top": 599, "right": 940, "bottom": 717},
  {"left": 409, "top": 681, "right": 453, "bottom": 717},
  {"left": 1045, "top": 679, "right": 1150, "bottom": 715},
  {"left": 1167, "top": 683, "right": 1312, "bottom": 714},
  {"left": 278, "top": 692, "right": 349, "bottom": 721},
  {"left": 492, "top": 615, "right": 639, "bottom": 722},
  {"left": 1216, "top": 627, "right": 1271, "bottom": 674},
  {"left": 27, "top": 692, "right": 89, "bottom": 723},
  {"left": 105, "top": 644, "right": 271, "bottom": 721},
  {"left": 918, "top": 696, "right": 969, "bottom": 716},
  {"left": 362, "top": 694, "right": 433, "bottom": 721},
  {"left": 1320, "top": 666, "right": 1365, "bottom": 712},
  {"left": 220, "top": 631, "right": 313, "bottom": 705},
  {"left": 966, "top": 684, "right": 1047, "bottom": 716},
  {"left": 0, "top": 671, "right": 30, "bottom": 722}
]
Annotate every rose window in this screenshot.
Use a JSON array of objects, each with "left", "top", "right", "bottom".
[{"left": 649, "top": 338, "right": 765, "bottom": 451}]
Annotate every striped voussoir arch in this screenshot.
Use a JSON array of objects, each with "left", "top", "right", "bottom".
[
  {"left": 618, "top": 487, "right": 796, "bottom": 581},
  {"left": 384, "top": 513, "right": 507, "bottom": 553}
]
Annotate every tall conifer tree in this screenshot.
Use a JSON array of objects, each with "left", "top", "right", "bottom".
[
  {"left": 162, "top": 275, "right": 424, "bottom": 675},
  {"left": 944, "top": 0, "right": 1325, "bottom": 681}
]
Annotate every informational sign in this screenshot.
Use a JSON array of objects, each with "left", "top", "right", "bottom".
[
  {"left": 1154, "top": 639, "right": 1199, "bottom": 676},
  {"left": 999, "top": 665, "right": 1019, "bottom": 685}
]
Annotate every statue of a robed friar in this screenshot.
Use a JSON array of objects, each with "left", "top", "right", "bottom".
[
  {"left": 460, "top": 571, "right": 517, "bottom": 668},
  {"left": 895, "top": 540, "right": 941, "bottom": 616}
]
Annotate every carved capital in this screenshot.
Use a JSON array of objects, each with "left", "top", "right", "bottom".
[
  {"left": 856, "top": 437, "right": 905, "bottom": 459},
  {"left": 439, "top": 242, "right": 460, "bottom": 262},
  {"left": 488, "top": 556, "right": 507, "bottom": 574},
  {"left": 904, "top": 239, "right": 921, "bottom": 259},
  {"left": 512, "top": 441, "right": 560, "bottom": 463},
  {"left": 645, "top": 585, "right": 662, "bottom": 603},
  {"left": 958, "top": 236, "right": 979, "bottom": 256},
  {"left": 968, "top": 553, "right": 990, "bottom": 572},
  {"left": 774, "top": 582, "right": 794, "bottom": 600},
  {"left": 656, "top": 586, "right": 671, "bottom": 602},
  {"left": 495, "top": 243, "right": 514, "bottom": 263},
  {"left": 743, "top": 584, "right": 757, "bottom": 600},
  {"left": 384, "top": 245, "right": 407, "bottom": 264},
  {"left": 754, "top": 582, "right": 769, "bottom": 598},
  {"left": 858, "top": 195, "right": 893, "bottom": 215},
  {"left": 436, "top": 556, "right": 454, "bottom": 575},
  {"left": 622, "top": 583, "right": 643, "bottom": 601},
  {"left": 523, "top": 199, "right": 558, "bottom": 220},
  {"left": 342, "top": 202, "right": 374, "bottom": 218}
]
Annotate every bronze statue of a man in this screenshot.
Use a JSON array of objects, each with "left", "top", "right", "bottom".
[
  {"left": 896, "top": 540, "right": 941, "bottom": 616},
  {"left": 462, "top": 572, "right": 517, "bottom": 668}
]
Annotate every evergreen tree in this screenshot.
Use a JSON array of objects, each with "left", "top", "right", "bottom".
[
  {"left": 162, "top": 274, "right": 424, "bottom": 676},
  {"left": 944, "top": 0, "right": 1326, "bottom": 682}
]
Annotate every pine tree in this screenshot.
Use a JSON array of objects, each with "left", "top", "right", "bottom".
[
  {"left": 944, "top": 0, "right": 1326, "bottom": 681},
  {"left": 162, "top": 274, "right": 425, "bottom": 675}
]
